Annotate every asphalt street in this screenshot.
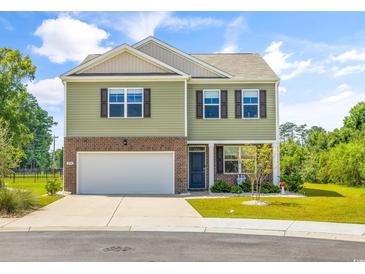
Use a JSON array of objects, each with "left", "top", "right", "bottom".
[{"left": 0, "top": 231, "right": 365, "bottom": 262}]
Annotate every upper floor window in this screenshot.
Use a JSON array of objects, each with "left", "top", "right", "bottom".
[
  {"left": 108, "top": 88, "right": 143, "bottom": 118},
  {"left": 127, "top": 89, "right": 143, "bottom": 117},
  {"left": 242, "top": 90, "right": 259, "bottom": 119},
  {"left": 203, "top": 90, "right": 220, "bottom": 119}
]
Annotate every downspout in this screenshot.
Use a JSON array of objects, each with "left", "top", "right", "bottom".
[
  {"left": 184, "top": 79, "right": 188, "bottom": 137},
  {"left": 274, "top": 80, "right": 280, "bottom": 184}
]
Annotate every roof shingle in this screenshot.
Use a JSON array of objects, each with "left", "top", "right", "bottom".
[{"left": 192, "top": 53, "right": 279, "bottom": 80}]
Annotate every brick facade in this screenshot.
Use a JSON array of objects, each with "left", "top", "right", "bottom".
[{"left": 64, "top": 137, "right": 188, "bottom": 194}]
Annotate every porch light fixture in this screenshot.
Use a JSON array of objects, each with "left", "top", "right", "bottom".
[{"left": 123, "top": 138, "right": 128, "bottom": 146}]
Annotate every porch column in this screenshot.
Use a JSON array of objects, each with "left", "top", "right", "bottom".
[
  {"left": 272, "top": 142, "right": 280, "bottom": 185},
  {"left": 208, "top": 143, "right": 215, "bottom": 190}
]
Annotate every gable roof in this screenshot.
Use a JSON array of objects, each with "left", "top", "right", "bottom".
[
  {"left": 192, "top": 54, "right": 279, "bottom": 81},
  {"left": 133, "top": 36, "right": 232, "bottom": 78},
  {"left": 60, "top": 44, "right": 189, "bottom": 79},
  {"left": 61, "top": 37, "right": 279, "bottom": 82}
]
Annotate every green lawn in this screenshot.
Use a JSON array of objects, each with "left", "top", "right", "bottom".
[
  {"left": 4, "top": 177, "right": 64, "bottom": 207},
  {"left": 187, "top": 183, "right": 365, "bottom": 224}
]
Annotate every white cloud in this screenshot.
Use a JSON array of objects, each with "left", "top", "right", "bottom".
[
  {"left": 163, "top": 16, "right": 223, "bottom": 31},
  {"left": 96, "top": 12, "right": 223, "bottom": 42},
  {"left": 32, "top": 15, "right": 111, "bottom": 64},
  {"left": 27, "top": 77, "right": 64, "bottom": 105},
  {"left": 331, "top": 48, "right": 365, "bottom": 63},
  {"left": 114, "top": 12, "right": 170, "bottom": 42},
  {"left": 0, "top": 16, "right": 14, "bottom": 31},
  {"left": 279, "top": 86, "right": 287, "bottom": 94},
  {"left": 333, "top": 63, "right": 365, "bottom": 77},
  {"left": 263, "top": 41, "right": 312, "bottom": 80},
  {"left": 280, "top": 84, "right": 365, "bottom": 130},
  {"left": 219, "top": 16, "right": 247, "bottom": 53}
]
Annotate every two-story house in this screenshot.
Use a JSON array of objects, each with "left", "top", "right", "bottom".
[{"left": 60, "top": 36, "right": 280, "bottom": 195}]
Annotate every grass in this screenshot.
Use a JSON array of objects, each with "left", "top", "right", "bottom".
[
  {"left": 4, "top": 177, "right": 64, "bottom": 208},
  {"left": 187, "top": 183, "right": 365, "bottom": 224}
]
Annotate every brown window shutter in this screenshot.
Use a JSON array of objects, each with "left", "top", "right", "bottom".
[
  {"left": 259, "top": 90, "right": 267, "bottom": 118},
  {"left": 220, "top": 90, "right": 228, "bottom": 118},
  {"left": 235, "top": 90, "right": 242, "bottom": 118},
  {"left": 100, "top": 88, "right": 108, "bottom": 118},
  {"left": 196, "top": 90, "right": 203, "bottom": 119},
  {"left": 143, "top": 88, "right": 151, "bottom": 118},
  {"left": 216, "top": 146, "right": 224, "bottom": 174}
]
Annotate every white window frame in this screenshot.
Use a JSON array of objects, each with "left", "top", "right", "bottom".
[
  {"left": 242, "top": 89, "right": 260, "bottom": 119},
  {"left": 223, "top": 145, "right": 257, "bottom": 175},
  {"left": 203, "top": 89, "right": 221, "bottom": 119},
  {"left": 107, "top": 88, "right": 144, "bottom": 119}
]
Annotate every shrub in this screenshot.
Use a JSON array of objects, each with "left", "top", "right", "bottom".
[
  {"left": 230, "top": 185, "right": 243, "bottom": 194},
  {"left": 0, "top": 189, "right": 38, "bottom": 214},
  {"left": 239, "top": 182, "right": 251, "bottom": 192},
  {"left": 260, "top": 183, "right": 280, "bottom": 194},
  {"left": 210, "top": 180, "right": 231, "bottom": 193},
  {"left": 45, "top": 179, "right": 63, "bottom": 195},
  {"left": 280, "top": 174, "right": 303, "bottom": 192}
]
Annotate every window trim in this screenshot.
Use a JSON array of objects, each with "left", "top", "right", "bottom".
[
  {"left": 223, "top": 145, "right": 257, "bottom": 175},
  {"left": 203, "top": 89, "right": 221, "bottom": 120},
  {"left": 107, "top": 87, "right": 144, "bottom": 119},
  {"left": 242, "top": 89, "right": 260, "bottom": 120}
]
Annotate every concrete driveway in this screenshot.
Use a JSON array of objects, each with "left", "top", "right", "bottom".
[{"left": 2, "top": 195, "right": 204, "bottom": 230}]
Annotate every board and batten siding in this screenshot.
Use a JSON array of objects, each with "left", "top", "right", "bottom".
[
  {"left": 137, "top": 42, "right": 220, "bottom": 78},
  {"left": 187, "top": 83, "right": 277, "bottom": 141},
  {"left": 66, "top": 81, "right": 185, "bottom": 137}
]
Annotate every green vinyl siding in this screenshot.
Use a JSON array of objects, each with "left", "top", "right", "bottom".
[
  {"left": 66, "top": 81, "right": 185, "bottom": 137},
  {"left": 188, "top": 83, "right": 276, "bottom": 141}
]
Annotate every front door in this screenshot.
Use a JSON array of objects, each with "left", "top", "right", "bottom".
[{"left": 189, "top": 149, "right": 205, "bottom": 189}]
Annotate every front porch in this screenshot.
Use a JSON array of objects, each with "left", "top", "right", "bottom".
[{"left": 187, "top": 142, "right": 280, "bottom": 191}]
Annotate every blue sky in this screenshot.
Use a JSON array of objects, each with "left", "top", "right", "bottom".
[{"left": 1, "top": 11, "right": 365, "bottom": 148}]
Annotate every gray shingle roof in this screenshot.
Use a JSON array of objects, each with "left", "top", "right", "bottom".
[
  {"left": 80, "top": 54, "right": 101, "bottom": 65},
  {"left": 79, "top": 52, "right": 279, "bottom": 81},
  {"left": 192, "top": 53, "right": 279, "bottom": 80}
]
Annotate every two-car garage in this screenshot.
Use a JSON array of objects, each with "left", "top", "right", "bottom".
[{"left": 77, "top": 152, "right": 175, "bottom": 195}]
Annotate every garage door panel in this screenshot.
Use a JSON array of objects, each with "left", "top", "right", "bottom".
[{"left": 78, "top": 152, "right": 174, "bottom": 194}]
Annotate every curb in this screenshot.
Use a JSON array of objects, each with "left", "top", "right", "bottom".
[{"left": 1, "top": 225, "right": 365, "bottom": 242}]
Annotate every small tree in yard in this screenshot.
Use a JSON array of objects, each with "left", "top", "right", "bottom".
[
  {"left": 0, "top": 120, "right": 21, "bottom": 188},
  {"left": 243, "top": 144, "right": 273, "bottom": 202}
]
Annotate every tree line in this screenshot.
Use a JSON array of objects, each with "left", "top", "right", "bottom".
[
  {"left": 0, "top": 48, "right": 58, "bottom": 172},
  {"left": 280, "top": 102, "right": 365, "bottom": 187}
]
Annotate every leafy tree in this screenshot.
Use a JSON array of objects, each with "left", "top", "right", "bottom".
[
  {"left": 54, "top": 148, "right": 63, "bottom": 169},
  {"left": 0, "top": 48, "right": 54, "bottom": 169},
  {"left": 280, "top": 138, "right": 306, "bottom": 179},
  {"left": 305, "top": 126, "right": 328, "bottom": 152},
  {"left": 344, "top": 102, "right": 365, "bottom": 131},
  {"left": 19, "top": 94, "right": 54, "bottom": 170},
  {"left": 0, "top": 119, "right": 22, "bottom": 188},
  {"left": 323, "top": 141, "right": 365, "bottom": 186},
  {"left": 0, "top": 48, "right": 36, "bottom": 148},
  {"left": 243, "top": 144, "right": 273, "bottom": 200}
]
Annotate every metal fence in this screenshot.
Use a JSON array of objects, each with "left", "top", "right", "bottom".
[{"left": 6, "top": 169, "right": 63, "bottom": 183}]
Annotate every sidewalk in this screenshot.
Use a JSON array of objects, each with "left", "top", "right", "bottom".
[{"left": 1, "top": 216, "right": 365, "bottom": 242}]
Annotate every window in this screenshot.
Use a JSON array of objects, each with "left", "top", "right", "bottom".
[
  {"left": 109, "top": 89, "right": 124, "bottom": 118},
  {"left": 127, "top": 89, "right": 143, "bottom": 117},
  {"left": 242, "top": 90, "right": 259, "bottom": 118},
  {"left": 108, "top": 88, "right": 143, "bottom": 118},
  {"left": 223, "top": 146, "right": 257, "bottom": 174},
  {"left": 203, "top": 90, "right": 220, "bottom": 119}
]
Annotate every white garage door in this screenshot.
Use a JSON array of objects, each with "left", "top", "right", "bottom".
[{"left": 77, "top": 152, "right": 174, "bottom": 194}]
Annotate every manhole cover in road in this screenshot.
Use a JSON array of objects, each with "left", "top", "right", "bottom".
[{"left": 102, "top": 246, "right": 134, "bottom": 253}]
